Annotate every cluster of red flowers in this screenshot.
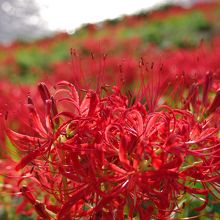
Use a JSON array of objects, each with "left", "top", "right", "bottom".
[
  {"left": 5, "top": 70, "right": 220, "bottom": 219},
  {"left": 0, "top": 3, "right": 220, "bottom": 219}
]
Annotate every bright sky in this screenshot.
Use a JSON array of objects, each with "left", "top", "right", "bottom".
[{"left": 37, "top": 0, "right": 174, "bottom": 33}]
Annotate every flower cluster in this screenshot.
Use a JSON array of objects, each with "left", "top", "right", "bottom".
[{"left": 6, "top": 80, "right": 220, "bottom": 219}]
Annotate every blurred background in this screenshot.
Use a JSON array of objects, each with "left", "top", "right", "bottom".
[
  {"left": 1, "top": 0, "right": 218, "bottom": 85},
  {"left": 0, "top": 0, "right": 212, "bottom": 44}
]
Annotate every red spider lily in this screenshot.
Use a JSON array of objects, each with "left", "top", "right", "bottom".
[
  {"left": 179, "top": 70, "right": 220, "bottom": 129},
  {"left": 6, "top": 80, "right": 220, "bottom": 220},
  {"left": 1, "top": 3, "right": 220, "bottom": 219},
  {"left": 6, "top": 82, "right": 58, "bottom": 171},
  {"left": 19, "top": 186, "right": 51, "bottom": 220}
]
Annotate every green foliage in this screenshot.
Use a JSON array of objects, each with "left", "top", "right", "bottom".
[{"left": 118, "top": 11, "right": 212, "bottom": 48}]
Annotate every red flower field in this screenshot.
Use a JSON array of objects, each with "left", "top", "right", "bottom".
[{"left": 0, "top": 1, "right": 220, "bottom": 220}]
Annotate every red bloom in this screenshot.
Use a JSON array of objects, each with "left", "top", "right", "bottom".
[{"left": 6, "top": 81, "right": 220, "bottom": 219}]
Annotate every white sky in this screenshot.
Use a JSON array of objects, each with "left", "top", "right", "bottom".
[{"left": 36, "top": 0, "right": 174, "bottom": 33}]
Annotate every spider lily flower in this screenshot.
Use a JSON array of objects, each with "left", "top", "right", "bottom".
[
  {"left": 6, "top": 83, "right": 58, "bottom": 171},
  {"left": 6, "top": 81, "right": 220, "bottom": 220},
  {"left": 20, "top": 186, "right": 51, "bottom": 220},
  {"left": 180, "top": 71, "right": 220, "bottom": 125}
]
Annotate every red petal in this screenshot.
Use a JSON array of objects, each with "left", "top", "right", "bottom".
[
  {"left": 15, "top": 144, "right": 47, "bottom": 170},
  {"left": 57, "top": 97, "right": 80, "bottom": 114},
  {"left": 45, "top": 100, "right": 54, "bottom": 131},
  {"left": 38, "top": 82, "right": 51, "bottom": 103},
  {"left": 27, "top": 103, "right": 48, "bottom": 138},
  {"left": 6, "top": 128, "right": 42, "bottom": 151},
  {"left": 57, "top": 184, "right": 91, "bottom": 220},
  {"left": 79, "top": 91, "right": 99, "bottom": 116},
  {"left": 119, "top": 135, "right": 130, "bottom": 166},
  {"left": 207, "top": 88, "right": 220, "bottom": 115},
  {"left": 145, "top": 114, "right": 160, "bottom": 136},
  {"left": 56, "top": 81, "right": 79, "bottom": 106}
]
